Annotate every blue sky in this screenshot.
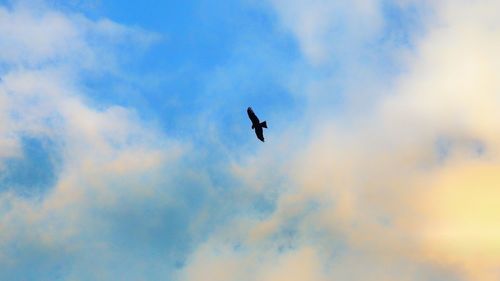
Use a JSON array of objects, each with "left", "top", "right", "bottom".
[
  {"left": 1, "top": 0, "right": 500, "bottom": 280},
  {"left": 81, "top": 0, "right": 301, "bottom": 140}
]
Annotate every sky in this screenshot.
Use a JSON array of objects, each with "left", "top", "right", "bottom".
[{"left": 0, "top": 0, "right": 499, "bottom": 280}]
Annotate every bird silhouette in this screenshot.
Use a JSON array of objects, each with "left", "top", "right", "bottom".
[{"left": 247, "top": 107, "right": 267, "bottom": 142}]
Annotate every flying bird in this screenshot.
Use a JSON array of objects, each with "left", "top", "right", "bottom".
[{"left": 247, "top": 107, "right": 267, "bottom": 142}]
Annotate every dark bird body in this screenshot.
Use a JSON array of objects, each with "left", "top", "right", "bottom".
[{"left": 247, "top": 107, "right": 267, "bottom": 142}]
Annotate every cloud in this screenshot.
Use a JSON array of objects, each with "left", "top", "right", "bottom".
[
  {"left": 180, "top": 242, "right": 327, "bottom": 281},
  {"left": 0, "top": 3, "right": 189, "bottom": 280},
  {"left": 0, "top": 3, "right": 158, "bottom": 70},
  {"left": 268, "top": 0, "right": 384, "bottom": 65},
  {"left": 1, "top": 0, "right": 499, "bottom": 280},
  {"left": 178, "top": 0, "right": 500, "bottom": 280},
  {"left": 417, "top": 161, "right": 500, "bottom": 281}
]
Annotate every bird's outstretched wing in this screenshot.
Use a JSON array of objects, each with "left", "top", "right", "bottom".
[
  {"left": 247, "top": 107, "right": 260, "bottom": 125},
  {"left": 255, "top": 126, "right": 265, "bottom": 142}
]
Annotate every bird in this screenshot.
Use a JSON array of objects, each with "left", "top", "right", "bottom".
[{"left": 247, "top": 107, "right": 267, "bottom": 142}]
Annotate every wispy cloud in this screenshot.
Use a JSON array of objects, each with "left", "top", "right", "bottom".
[
  {"left": 179, "top": 1, "right": 500, "bottom": 281},
  {"left": 1, "top": 0, "right": 499, "bottom": 280},
  {"left": 0, "top": 3, "right": 186, "bottom": 280}
]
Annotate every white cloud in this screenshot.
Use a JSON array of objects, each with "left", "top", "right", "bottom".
[
  {"left": 2, "top": 0, "right": 499, "bottom": 280},
  {"left": 179, "top": 1, "right": 500, "bottom": 280},
  {"left": 269, "top": 0, "right": 384, "bottom": 65},
  {"left": 0, "top": 3, "right": 185, "bottom": 280},
  {"left": 0, "top": 3, "right": 158, "bottom": 70}
]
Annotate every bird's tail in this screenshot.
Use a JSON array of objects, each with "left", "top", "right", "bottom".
[{"left": 260, "top": 121, "right": 267, "bottom": 128}]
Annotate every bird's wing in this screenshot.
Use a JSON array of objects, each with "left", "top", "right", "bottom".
[
  {"left": 247, "top": 107, "right": 260, "bottom": 124},
  {"left": 255, "top": 126, "right": 265, "bottom": 142}
]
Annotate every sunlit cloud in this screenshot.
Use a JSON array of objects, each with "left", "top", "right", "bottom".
[
  {"left": 1, "top": 0, "right": 499, "bottom": 280},
  {"left": 0, "top": 3, "right": 186, "bottom": 280},
  {"left": 180, "top": 1, "right": 500, "bottom": 280}
]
